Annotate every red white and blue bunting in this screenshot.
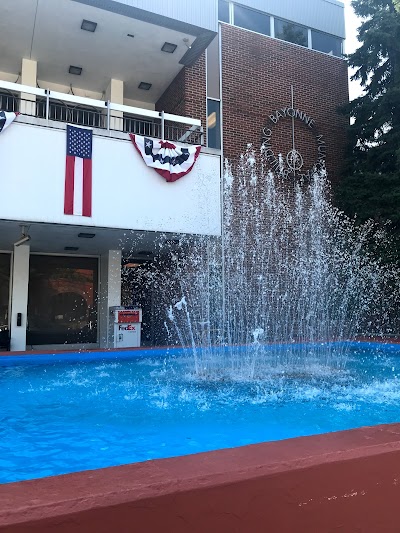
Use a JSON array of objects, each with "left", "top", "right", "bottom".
[
  {"left": 130, "top": 134, "right": 201, "bottom": 182},
  {"left": 0, "top": 111, "right": 19, "bottom": 134}
]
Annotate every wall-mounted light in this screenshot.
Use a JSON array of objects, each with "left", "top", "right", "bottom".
[
  {"left": 14, "top": 225, "right": 31, "bottom": 247},
  {"left": 14, "top": 235, "right": 30, "bottom": 247}
]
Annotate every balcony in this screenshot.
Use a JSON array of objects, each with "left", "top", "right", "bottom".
[
  {"left": 0, "top": 80, "right": 221, "bottom": 241},
  {"left": 0, "top": 80, "right": 204, "bottom": 146}
]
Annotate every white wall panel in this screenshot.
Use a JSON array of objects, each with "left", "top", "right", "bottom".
[
  {"left": 0, "top": 122, "right": 221, "bottom": 236},
  {"left": 108, "top": 0, "right": 218, "bottom": 32}
]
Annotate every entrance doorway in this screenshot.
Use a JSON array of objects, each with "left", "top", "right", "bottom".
[{"left": 27, "top": 255, "right": 98, "bottom": 346}]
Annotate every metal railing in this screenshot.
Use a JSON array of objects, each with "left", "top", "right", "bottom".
[
  {"left": 122, "top": 115, "right": 161, "bottom": 138},
  {"left": 0, "top": 80, "right": 204, "bottom": 145},
  {"left": 39, "top": 99, "right": 106, "bottom": 129},
  {"left": 164, "top": 122, "right": 203, "bottom": 145},
  {"left": 0, "top": 92, "right": 19, "bottom": 113}
]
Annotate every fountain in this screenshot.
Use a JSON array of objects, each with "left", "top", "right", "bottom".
[
  {"left": 124, "top": 146, "right": 399, "bottom": 380},
  {"left": 1, "top": 148, "right": 400, "bottom": 485}
]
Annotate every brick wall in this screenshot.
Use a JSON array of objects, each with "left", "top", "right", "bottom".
[
  {"left": 220, "top": 24, "right": 349, "bottom": 183},
  {"left": 156, "top": 53, "right": 207, "bottom": 144}
]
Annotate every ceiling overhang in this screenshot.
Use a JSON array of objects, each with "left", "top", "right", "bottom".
[
  {"left": 72, "top": 0, "right": 216, "bottom": 66},
  {"left": 0, "top": 0, "right": 217, "bottom": 102},
  {"left": 0, "top": 220, "right": 187, "bottom": 256}
]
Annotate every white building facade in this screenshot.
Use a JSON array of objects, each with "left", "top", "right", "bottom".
[{"left": 0, "top": 0, "right": 221, "bottom": 351}]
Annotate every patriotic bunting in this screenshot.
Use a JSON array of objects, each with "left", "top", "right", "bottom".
[
  {"left": 130, "top": 134, "right": 201, "bottom": 182},
  {"left": 0, "top": 111, "right": 19, "bottom": 134},
  {"left": 64, "top": 125, "right": 93, "bottom": 217}
]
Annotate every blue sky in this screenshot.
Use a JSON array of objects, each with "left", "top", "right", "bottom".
[{"left": 344, "top": 0, "right": 363, "bottom": 100}]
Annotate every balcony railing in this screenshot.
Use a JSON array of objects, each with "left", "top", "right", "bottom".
[{"left": 0, "top": 80, "right": 204, "bottom": 146}]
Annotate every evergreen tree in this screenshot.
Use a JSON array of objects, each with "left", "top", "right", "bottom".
[{"left": 335, "top": 0, "right": 400, "bottom": 242}]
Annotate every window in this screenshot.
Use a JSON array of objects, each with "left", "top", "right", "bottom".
[
  {"left": 27, "top": 255, "right": 98, "bottom": 345},
  {"left": 218, "top": 0, "right": 230, "bottom": 23},
  {"left": 207, "top": 99, "right": 221, "bottom": 150},
  {"left": 312, "top": 30, "right": 342, "bottom": 57},
  {"left": 207, "top": 36, "right": 220, "bottom": 99},
  {"left": 275, "top": 18, "right": 308, "bottom": 47},
  {"left": 234, "top": 4, "right": 270, "bottom": 36}
]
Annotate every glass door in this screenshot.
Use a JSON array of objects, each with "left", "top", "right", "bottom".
[{"left": 27, "top": 255, "right": 98, "bottom": 345}]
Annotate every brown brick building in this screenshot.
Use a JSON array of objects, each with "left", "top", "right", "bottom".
[{"left": 156, "top": 0, "right": 348, "bottom": 183}]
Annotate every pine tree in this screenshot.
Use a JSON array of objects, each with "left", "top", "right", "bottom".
[{"left": 335, "top": 0, "right": 400, "bottom": 241}]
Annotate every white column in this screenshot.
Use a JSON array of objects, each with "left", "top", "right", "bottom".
[
  {"left": 106, "top": 79, "right": 124, "bottom": 131},
  {"left": 99, "top": 250, "right": 122, "bottom": 348},
  {"left": 20, "top": 58, "right": 37, "bottom": 116},
  {"left": 10, "top": 244, "right": 30, "bottom": 351}
]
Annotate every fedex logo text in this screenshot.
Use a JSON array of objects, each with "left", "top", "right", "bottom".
[{"left": 118, "top": 324, "right": 137, "bottom": 331}]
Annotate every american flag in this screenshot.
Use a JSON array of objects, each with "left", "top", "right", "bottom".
[{"left": 64, "top": 124, "right": 93, "bottom": 217}]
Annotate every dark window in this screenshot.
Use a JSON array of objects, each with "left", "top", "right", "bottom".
[
  {"left": 0, "top": 254, "right": 11, "bottom": 329},
  {"left": 234, "top": 4, "right": 270, "bottom": 36},
  {"left": 312, "top": 30, "right": 342, "bottom": 57},
  {"left": 207, "top": 99, "right": 221, "bottom": 150},
  {"left": 275, "top": 18, "right": 308, "bottom": 47},
  {"left": 27, "top": 255, "right": 98, "bottom": 345},
  {"left": 218, "top": 0, "right": 230, "bottom": 22}
]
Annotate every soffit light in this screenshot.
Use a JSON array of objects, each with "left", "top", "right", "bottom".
[
  {"left": 69, "top": 65, "right": 82, "bottom": 75},
  {"left": 81, "top": 19, "right": 97, "bottom": 32},
  {"left": 138, "top": 82, "right": 152, "bottom": 91},
  {"left": 161, "top": 42, "right": 177, "bottom": 53},
  {"left": 64, "top": 246, "right": 79, "bottom": 251},
  {"left": 78, "top": 232, "right": 96, "bottom": 238}
]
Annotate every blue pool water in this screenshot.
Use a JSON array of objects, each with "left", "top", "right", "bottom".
[{"left": 1, "top": 342, "right": 400, "bottom": 484}]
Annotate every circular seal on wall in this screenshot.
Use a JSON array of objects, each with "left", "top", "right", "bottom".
[
  {"left": 286, "top": 149, "right": 304, "bottom": 172},
  {"left": 261, "top": 106, "right": 327, "bottom": 179}
]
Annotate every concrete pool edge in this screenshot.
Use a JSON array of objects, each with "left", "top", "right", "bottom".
[{"left": 1, "top": 423, "right": 400, "bottom": 532}]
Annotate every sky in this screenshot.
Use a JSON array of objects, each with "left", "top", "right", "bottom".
[{"left": 343, "top": 0, "right": 364, "bottom": 100}]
